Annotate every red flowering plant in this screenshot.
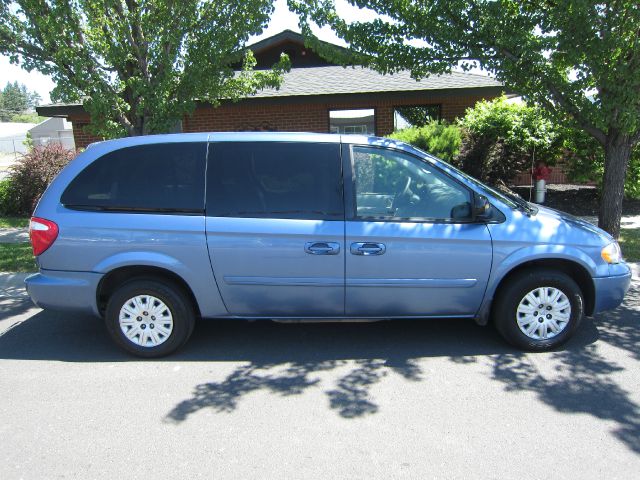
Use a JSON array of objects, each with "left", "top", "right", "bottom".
[{"left": 533, "top": 162, "right": 552, "bottom": 181}]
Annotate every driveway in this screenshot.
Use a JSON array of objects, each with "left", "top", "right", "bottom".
[{"left": 1, "top": 280, "right": 640, "bottom": 479}]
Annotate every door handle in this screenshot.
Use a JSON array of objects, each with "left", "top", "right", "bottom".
[
  {"left": 350, "top": 242, "right": 386, "bottom": 256},
  {"left": 305, "top": 242, "right": 340, "bottom": 255}
]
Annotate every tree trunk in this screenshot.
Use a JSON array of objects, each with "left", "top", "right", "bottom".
[{"left": 598, "top": 133, "right": 632, "bottom": 238}]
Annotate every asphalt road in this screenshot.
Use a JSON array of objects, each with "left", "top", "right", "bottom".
[{"left": 1, "top": 281, "right": 640, "bottom": 480}]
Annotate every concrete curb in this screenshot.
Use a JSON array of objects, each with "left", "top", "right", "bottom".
[{"left": 629, "top": 262, "right": 640, "bottom": 281}]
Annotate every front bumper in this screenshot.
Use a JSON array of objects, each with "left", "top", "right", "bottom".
[
  {"left": 592, "top": 266, "right": 632, "bottom": 314},
  {"left": 25, "top": 270, "right": 103, "bottom": 316}
]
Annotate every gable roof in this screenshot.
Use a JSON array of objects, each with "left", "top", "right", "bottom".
[
  {"left": 247, "top": 65, "right": 502, "bottom": 98},
  {"left": 247, "top": 29, "right": 350, "bottom": 57}
]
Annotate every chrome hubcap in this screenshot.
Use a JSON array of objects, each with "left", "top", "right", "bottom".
[
  {"left": 516, "top": 287, "right": 571, "bottom": 340},
  {"left": 119, "top": 295, "right": 173, "bottom": 347}
]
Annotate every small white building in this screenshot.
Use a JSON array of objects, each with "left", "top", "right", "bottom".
[
  {"left": 0, "top": 122, "right": 37, "bottom": 154},
  {"left": 29, "top": 117, "right": 75, "bottom": 150},
  {"left": 0, "top": 122, "right": 36, "bottom": 178},
  {"left": 0, "top": 119, "right": 75, "bottom": 179}
]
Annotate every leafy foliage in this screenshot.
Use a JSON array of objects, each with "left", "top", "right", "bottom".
[
  {"left": 5, "top": 143, "right": 76, "bottom": 215},
  {"left": 456, "top": 97, "right": 562, "bottom": 184},
  {"left": 388, "top": 121, "right": 462, "bottom": 163},
  {"left": 1, "top": 1, "right": 289, "bottom": 137},
  {"left": 10, "top": 112, "right": 45, "bottom": 123},
  {"left": 564, "top": 129, "right": 640, "bottom": 199},
  {"left": 290, "top": 0, "right": 640, "bottom": 236},
  {"left": 388, "top": 98, "right": 564, "bottom": 186},
  {"left": 0, "top": 179, "right": 20, "bottom": 216},
  {"left": 0, "top": 81, "right": 41, "bottom": 121}
]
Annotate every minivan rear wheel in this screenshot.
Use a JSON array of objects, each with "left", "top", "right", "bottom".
[
  {"left": 493, "top": 269, "right": 584, "bottom": 351},
  {"left": 105, "top": 279, "right": 195, "bottom": 357}
]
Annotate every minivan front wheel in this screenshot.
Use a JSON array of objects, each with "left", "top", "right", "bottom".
[
  {"left": 105, "top": 279, "right": 195, "bottom": 357},
  {"left": 493, "top": 269, "right": 584, "bottom": 351}
]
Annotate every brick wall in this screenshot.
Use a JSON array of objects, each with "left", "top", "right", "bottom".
[
  {"left": 511, "top": 163, "right": 570, "bottom": 186},
  {"left": 182, "top": 102, "right": 329, "bottom": 134},
  {"left": 182, "top": 93, "right": 495, "bottom": 138},
  {"left": 69, "top": 92, "right": 497, "bottom": 149},
  {"left": 69, "top": 114, "right": 103, "bottom": 149}
]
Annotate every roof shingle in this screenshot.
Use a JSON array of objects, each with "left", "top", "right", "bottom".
[{"left": 248, "top": 66, "right": 502, "bottom": 98}]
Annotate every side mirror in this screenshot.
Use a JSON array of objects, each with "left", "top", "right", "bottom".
[{"left": 473, "top": 194, "right": 491, "bottom": 221}]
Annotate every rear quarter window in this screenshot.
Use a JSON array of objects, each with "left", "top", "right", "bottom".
[{"left": 61, "top": 143, "right": 207, "bottom": 213}]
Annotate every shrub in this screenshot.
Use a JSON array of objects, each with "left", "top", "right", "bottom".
[
  {"left": 7, "top": 143, "right": 76, "bottom": 215},
  {"left": 387, "top": 121, "right": 462, "bottom": 163},
  {"left": 0, "top": 179, "right": 20, "bottom": 216},
  {"left": 10, "top": 112, "right": 46, "bottom": 124},
  {"left": 455, "top": 96, "right": 563, "bottom": 184},
  {"left": 627, "top": 152, "right": 640, "bottom": 200}
]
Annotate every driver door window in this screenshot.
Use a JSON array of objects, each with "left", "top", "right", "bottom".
[{"left": 352, "top": 146, "right": 472, "bottom": 221}]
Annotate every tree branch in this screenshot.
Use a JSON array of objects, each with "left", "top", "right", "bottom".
[
  {"left": 544, "top": 81, "right": 607, "bottom": 145},
  {"left": 113, "top": 0, "right": 151, "bottom": 81}
]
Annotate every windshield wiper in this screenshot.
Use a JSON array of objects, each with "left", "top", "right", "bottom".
[{"left": 501, "top": 191, "right": 538, "bottom": 215}]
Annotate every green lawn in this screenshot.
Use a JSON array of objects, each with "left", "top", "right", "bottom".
[
  {"left": 620, "top": 228, "right": 640, "bottom": 262},
  {"left": 0, "top": 216, "right": 29, "bottom": 228},
  {"left": 0, "top": 243, "right": 36, "bottom": 272}
]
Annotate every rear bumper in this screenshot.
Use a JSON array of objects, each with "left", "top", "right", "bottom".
[
  {"left": 24, "top": 270, "right": 103, "bottom": 316},
  {"left": 592, "top": 269, "right": 632, "bottom": 314}
]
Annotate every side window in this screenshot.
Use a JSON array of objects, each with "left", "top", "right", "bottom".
[
  {"left": 352, "top": 146, "right": 472, "bottom": 221},
  {"left": 61, "top": 143, "right": 206, "bottom": 213},
  {"left": 207, "top": 142, "right": 343, "bottom": 220}
]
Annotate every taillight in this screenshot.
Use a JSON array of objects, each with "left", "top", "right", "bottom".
[{"left": 29, "top": 217, "right": 59, "bottom": 256}]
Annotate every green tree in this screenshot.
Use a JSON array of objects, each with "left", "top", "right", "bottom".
[
  {"left": 0, "top": 1, "right": 289, "bottom": 137},
  {"left": 291, "top": 0, "right": 640, "bottom": 237},
  {"left": 0, "top": 81, "right": 42, "bottom": 121},
  {"left": 0, "top": 81, "right": 30, "bottom": 119},
  {"left": 29, "top": 90, "right": 41, "bottom": 108}
]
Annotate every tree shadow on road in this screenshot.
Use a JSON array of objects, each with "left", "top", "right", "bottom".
[
  {"left": 487, "top": 282, "right": 640, "bottom": 454},
  {"left": 593, "top": 281, "right": 640, "bottom": 360},
  {"left": 164, "top": 315, "right": 596, "bottom": 423},
  {"left": 0, "top": 296, "right": 36, "bottom": 323},
  {"left": 165, "top": 354, "right": 424, "bottom": 421},
  {"left": 164, "top": 318, "right": 498, "bottom": 421},
  {"left": 0, "top": 304, "right": 512, "bottom": 420},
  {"left": 3, "top": 289, "right": 640, "bottom": 452}
]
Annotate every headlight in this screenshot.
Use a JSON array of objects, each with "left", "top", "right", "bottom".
[{"left": 601, "top": 242, "right": 622, "bottom": 264}]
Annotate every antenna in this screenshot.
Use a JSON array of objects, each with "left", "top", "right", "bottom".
[{"left": 529, "top": 144, "right": 536, "bottom": 202}]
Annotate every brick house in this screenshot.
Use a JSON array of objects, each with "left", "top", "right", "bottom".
[{"left": 37, "top": 30, "right": 504, "bottom": 149}]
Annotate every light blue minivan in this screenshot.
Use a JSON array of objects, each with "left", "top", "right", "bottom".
[{"left": 25, "top": 132, "right": 631, "bottom": 357}]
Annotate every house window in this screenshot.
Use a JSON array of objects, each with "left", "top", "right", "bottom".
[
  {"left": 393, "top": 105, "right": 441, "bottom": 130},
  {"left": 329, "top": 109, "right": 375, "bottom": 135}
]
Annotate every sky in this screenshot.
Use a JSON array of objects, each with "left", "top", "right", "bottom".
[{"left": 0, "top": 0, "right": 381, "bottom": 104}]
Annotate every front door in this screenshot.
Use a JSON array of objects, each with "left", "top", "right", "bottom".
[
  {"left": 205, "top": 140, "right": 345, "bottom": 317},
  {"left": 344, "top": 145, "right": 492, "bottom": 317}
]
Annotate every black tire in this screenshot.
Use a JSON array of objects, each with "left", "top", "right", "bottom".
[
  {"left": 493, "top": 269, "right": 584, "bottom": 351},
  {"left": 105, "top": 278, "right": 195, "bottom": 358}
]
